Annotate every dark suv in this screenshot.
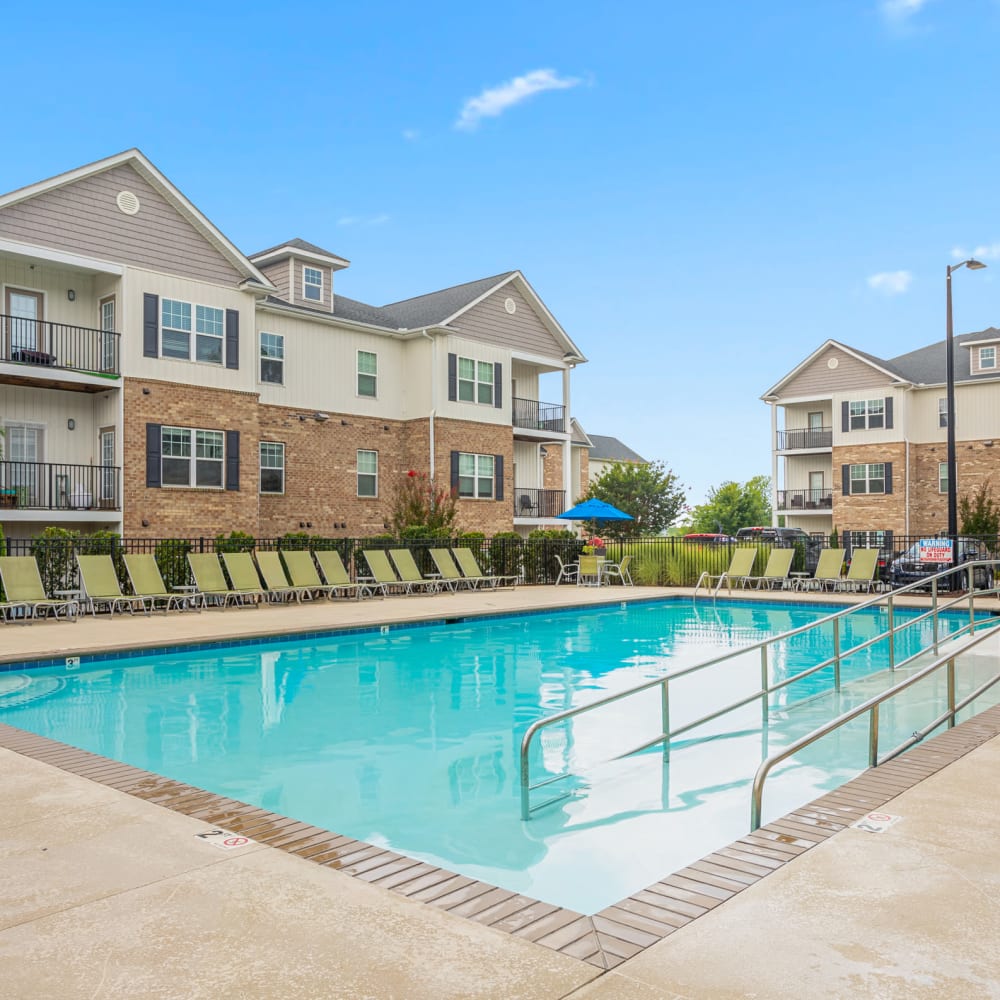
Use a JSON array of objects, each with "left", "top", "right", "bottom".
[
  {"left": 888, "top": 538, "right": 994, "bottom": 591},
  {"left": 734, "top": 526, "right": 824, "bottom": 572}
]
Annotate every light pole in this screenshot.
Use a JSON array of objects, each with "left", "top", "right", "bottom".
[{"left": 946, "top": 258, "right": 987, "bottom": 571}]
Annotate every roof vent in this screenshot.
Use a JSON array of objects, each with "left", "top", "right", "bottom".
[
  {"left": 116, "top": 191, "right": 140, "bottom": 216},
  {"left": 827, "top": 357, "right": 839, "bottom": 370},
  {"left": 504, "top": 297, "right": 517, "bottom": 315}
]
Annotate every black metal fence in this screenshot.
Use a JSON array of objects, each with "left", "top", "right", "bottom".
[
  {"left": 0, "top": 462, "right": 121, "bottom": 511},
  {"left": 1, "top": 315, "right": 120, "bottom": 374},
  {"left": 512, "top": 396, "right": 566, "bottom": 433},
  {"left": 513, "top": 487, "right": 565, "bottom": 518},
  {"left": 776, "top": 427, "right": 832, "bottom": 450},
  {"left": 776, "top": 488, "right": 833, "bottom": 511}
]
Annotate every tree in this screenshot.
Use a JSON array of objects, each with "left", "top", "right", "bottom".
[
  {"left": 688, "top": 475, "right": 772, "bottom": 536},
  {"left": 959, "top": 480, "right": 1000, "bottom": 538},
  {"left": 389, "top": 470, "right": 460, "bottom": 537},
  {"left": 584, "top": 461, "right": 686, "bottom": 537}
]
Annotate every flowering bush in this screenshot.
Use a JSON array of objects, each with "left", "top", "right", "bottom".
[
  {"left": 588, "top": 536, "right": 605, "bottom": 548},
  {"left": 389, "top": 470, "right": 460, "bottom": 537}
]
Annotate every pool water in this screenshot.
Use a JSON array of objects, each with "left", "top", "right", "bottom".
[{"left": 1, "top": 599, "right": 996, "bottom": 914}]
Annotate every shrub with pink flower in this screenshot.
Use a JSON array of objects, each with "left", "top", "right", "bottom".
[{"left": 389, "top": 470, "right": 460, "bottom": 536}]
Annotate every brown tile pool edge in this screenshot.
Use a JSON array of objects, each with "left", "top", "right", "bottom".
[{"left": 2, "top": 704, "right": 999, "bottom": 973}]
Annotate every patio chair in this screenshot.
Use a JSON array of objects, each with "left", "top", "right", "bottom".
[
  {"left": 554, "top": 554, "right": 579, "bottom": 586},
  {"left": 388, "top": 549, "right": 441, "bottom": 594},
  {"left": 254, "top": 550, "right": 313, "bottom": 603},
  {"left": 361, "top": 549, "right": 409, "bottom": 595},
  {"left": 314, "top": 549, "right": 367, "bottom": 599},
  {"left": 577, "top": 554, "right": 602, "bottom": 586},
  {"left": 750, "top": 548, "right": 795, "bottom": 590},
  {"left": 836, "top": 548, "right": 879, "bottom": 594},
  {"left": 804, "top": 549, "right": 845, "bottom": 592},
  {"left": 76, "top": 555, "right": 150, "bottom": 616},
  {"left": 601, "top": 554, "right": 634, "bottom": 587},
  {"left": 220, "top": 552, "right": 270, "bottom": 605},
  {"left": 429, "top": 548, "right": 475, "bottom": 591},
  {"left": 188, "top": 553, "right": 255, "bottom": 608},
  {"left": 0, "top": 556, "right": 77, "bottom": 621},
  {"left": 123, "top": 553, "right": 193, "bottom": 611},
  {"left": 694, "top": 547, "right": 757, "bottom": 594},
  {"left": 453, "top": 547, "right": 518, "bottom": 589}
]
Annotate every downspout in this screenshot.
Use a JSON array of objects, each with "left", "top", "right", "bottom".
[{"left": 422, "top": 330, "right": 435, "bottom": 480}]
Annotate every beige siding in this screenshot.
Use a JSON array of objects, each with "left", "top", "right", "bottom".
[
  {"left": 291, "top": 259, "right": 332, "bottom": 312},
  {"left": 831, "top": 389, "right": 903, "bottom": 447},
  {"left": 0, "top": 256, "right": 112, "bottom": 332},
  {"left": 440, "top": 335, "right": 510, "bottom": 426},
  {"left": 967, "top": 340, "right": 1000, "bottom": 376},
  {"left": 781, "top": 402, "right": 832, "bottom": 431},
  {"left": 0, "top": 385, "right": 112, "bottom": 464},
  {"left": 511, "top": 361, "right": 539, "bottom": 401},
  {"left": 513, "top": 440, "right": 542, "bottom": 488},
  {"left": 783, "top": 454, "right": 833, "bottom": 491},
  {"left": 778, "top": 347, "right": 892, "bottom": 399},
  {"left": 450, "top": 285, "right": 563, "bottom": 359},
  {"left": 258, "top": 260, "right": 290, "bottom": 301},
  {"left": 0, "top": 164, "right": 242, "bottom": 286},
  {"left": 907, "top": 382, "right": 1000, "bottom": 442}
]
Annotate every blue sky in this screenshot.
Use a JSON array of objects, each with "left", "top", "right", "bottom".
[{"left": 3, "top": 0, "right": 999, "bottom": 507}]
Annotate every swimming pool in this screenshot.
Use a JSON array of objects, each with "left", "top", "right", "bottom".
[{"left": 1, "top": 598, "right": 996, "bottom": 914}]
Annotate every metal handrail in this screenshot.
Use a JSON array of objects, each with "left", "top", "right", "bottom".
[
  {"left": 518, "top": 559, "right": 1000, "bottom": 820},
  {"left": 750, "top": 624, "right": 1000, "bottom": 829}
]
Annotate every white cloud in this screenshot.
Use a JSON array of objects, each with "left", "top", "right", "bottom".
[
  {"left": 951, "top": 243, "right": 1000, "bottom": 261},
  {"left": 402, "top": 129, "right": 420, "bottom": 142},
  {"left": 455, "top": 69, "right": 581, "bottom": 131},
  {"left": 880, "top": 0, "right": 929, "bottom": 22},
  {"left": 337, "top": 214, "right": 390, "bottom": 227},
  {"left": 868, "top": 270, "right": 913, "bottom": 294}
]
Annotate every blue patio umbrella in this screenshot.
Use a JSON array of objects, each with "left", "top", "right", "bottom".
[{"left": 556, "top": 498, "right": 634, "bottom": 524}]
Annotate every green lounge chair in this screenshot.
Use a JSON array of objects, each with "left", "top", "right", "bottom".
[
  {"left": 187, "top": 553, "right": 251, "bottom": 608},
  {"left": 220, "top": 552, "right": 270, "bottom": 605},
  {"left": 837, "top": 548, "right": 880, "bottom": 593},
  {"left": 314, "top": 549, "right": 366, "bottom": 599},
  {"left": 804, "top": 549, "right": 845, "bottom": 592},
  {"left": 361, "top": 549, "right": 409, "bottom": 595},
  {"left": 388, "top": 549, "right": 441, "bottom": 594},
  {"left": 453, "top": 547, "right": 518, "bottom": 589},
  {"left": 0, "top": 556, "right": 77, "bottom": 621},
  {"left": 76, "top": 555, "right": 150, "bottom": 616},
  {"left": 255, "top": 550, "right": 312, "bottom": 603},
  {"left": 123, "top": 553, "right": 193, "bottom": 611},
  {"left": 694, "top": 547, "right": 757, "bottom": 594},
  {"left": 429, "top": 548, "right": 475, "bottom": 591},
  {"left": 750, "top": 548, "right": 795, "bottom": 590},
  {"left": 282, "top": 550, "right": 347, "bottom": 600}
]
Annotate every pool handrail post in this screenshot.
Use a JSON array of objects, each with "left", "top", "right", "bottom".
[
  {"left": 868, "top": 703, "right": 880, "bottom": 767},
  {"left": 932, "top": 578, "right": 939, "bottom": 652},
  {"left": 887, "top": 594, "right": 895, "bottom": 670},
  {"left": 759, "top": 646, "right": 769, "bottom": 727},
  {"left": 947, "top": 656, "right": 956, "bottom": 728},
  {"left": 660, "top": 680, "right": 670, "bottom": 760},
  {"left": 832, "top": 617, "right": 841, "bottom": 691},
  {"left": 520, "top": 737, "right": 532, "bottom": 821}
]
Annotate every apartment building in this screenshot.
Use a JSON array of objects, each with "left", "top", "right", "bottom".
[
  {"left": 0, "top": 150, "right": 587, "bottom": 542},
  {"left": 585, "top": 433, "right": 647, "bottom": 484},
  {"left": 763, "top": 334, "right": 1000, "bottom": 539}
]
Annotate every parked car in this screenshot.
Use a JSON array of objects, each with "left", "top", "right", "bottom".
[
  {"left": 734, "top": 526, "right": 824, "bottom": 572},
  {"left": 682, "top": 533, "right": 737, "bottom": 545},
  {"left": 888, "top": 537, "right": 994, "bottom": 591}
]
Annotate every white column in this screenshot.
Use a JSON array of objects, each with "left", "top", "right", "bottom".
[
  {"left": 562, "top": 366, "right": 573, "bottom": 502},
  {"left": 770, "top": 401, "right": 779, "bottom": 527}
]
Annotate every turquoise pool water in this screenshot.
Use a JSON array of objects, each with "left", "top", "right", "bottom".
[{"left": 1, "top": 598, "right": 996, "bottom": 913}]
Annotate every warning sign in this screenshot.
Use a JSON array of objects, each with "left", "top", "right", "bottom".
[
  {"left": 918, "top": 539, "right": 953, "bottom": 564},
  {"left": 852, "top": 811, "right": 901, "bottom": 834},
  {"left": 195, "top": 829, "right": 255, "bottom": 850}
]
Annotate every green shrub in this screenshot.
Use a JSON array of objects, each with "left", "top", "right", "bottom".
[
  {"left": 155, "top": 538, "right": 192, "bottom": 590},
  {"left": 31, "top": 526, "right": 78, "bottom": 593},
  {"left": 214, "top": 531, "right": 256, "bottom": 553},
  {"left": 279, "top": 532, "right": 312, "bottom": 550},
  {"left": 488, "top": 532, "right": 523, "bottom": 579}
]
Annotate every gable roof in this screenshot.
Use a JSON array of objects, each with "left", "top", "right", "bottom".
[
  {"left": 587, "top": 435, "right": 647, "bottom": 464},
  {"left": 762, "top": 339, "right": 909, "bottom": 398},
  {"left": 0, "top": 149, "right": 274, "bottom": 288},
  {"left": 379, "top": 272, "right": 516, "bottom": 328},
  {"left": 250, "top": 238, "right": 350, "bottom": 269},
  {"left": 885, "top": 328, "right": 1000, "bottom": 384}
]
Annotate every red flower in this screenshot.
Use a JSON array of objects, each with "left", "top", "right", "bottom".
[{"left": 407, "top": 470, "right": 417, "bottom": 477}]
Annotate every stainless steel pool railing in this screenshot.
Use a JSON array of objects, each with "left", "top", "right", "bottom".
[
  {"left": 518, "top": 560, "right": 1000, "bottom": 821},
  {"left": 749, "top": 623, "right": 1000, "bottom": 830}
]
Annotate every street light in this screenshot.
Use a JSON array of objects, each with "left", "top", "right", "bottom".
[{"left": 945, "top": 257, "right": 987, "bottom": 572}]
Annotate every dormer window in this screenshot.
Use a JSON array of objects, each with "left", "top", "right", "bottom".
[
  {"left": 979, "top": 346, "right": 996, "bottom": 370},
  {"left": 303, "top": 266, "right": 323, "bottom": 302}
]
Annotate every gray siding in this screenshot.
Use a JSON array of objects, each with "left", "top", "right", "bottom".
[
  {"left": 450, "top": 285, "right": 563, "bottom": 359},
  {"left": 779, "top": 347, "right": 891, "bottom": 398},
  {"left": 291, "top": 259, "right": 332, "bottom": 312},
  {"left": 0, "top": 164, "right": 243, "bottom": 286},
  {"left": 259, "top": 259, "right": 291, "bottom": 301}
]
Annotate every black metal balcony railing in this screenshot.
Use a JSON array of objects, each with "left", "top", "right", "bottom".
[
  {"left": 0, "top": 315, "right": 121, "bottom": 375},
  {"left": 0, "top": 462, "right": 121, "bottom": 511},
  {"left": 777, "top": 488, "right": 833, "bottom": 511},
  {"left": 776, "top": 427, "right": 832, "bottom": 450},
  {"left": 512, "top": 397, "right": 566, "bottom": 433},
  {"left": 514, "top": 487, "right": 566, "bottom": 518}
]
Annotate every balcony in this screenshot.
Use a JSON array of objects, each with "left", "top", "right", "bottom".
[
  {"left": 776, "top": 427, "right": 832, "bottom": 451},
  {"left": 0, "top": 462, "right": 121, "bottom": 512},
  {"left": 514, "top": 487, "right": 566, "bottom": 519},
  {"left": 777, "top": 488, "right": 833, "bottom": 512},
  {"left": 513, "top": 397, "right": 566, "bottom": 434},
  {"left": 1, "top": 315, "right": 121, "bottom": 384}
]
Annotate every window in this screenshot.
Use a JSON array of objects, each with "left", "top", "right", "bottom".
[
  {"left": 457, "top": 356, "right": 494, "bottom": 405},
  {"left": 458, "top": 452, "right": 495, "bottom": 498},
  {"left": 938, "top": 461, "right": 949, "bottom": 494},
  {"left": 357, "top": 450, "right": 378, "bottom": 497},
  {"left": 260, "top": 332, "right": 284, "bottom": 384},
  {"left": 260, "top": 442, "right": 285, "bottom": 494},
  {"left": 161, "top": 299, "right": 224, "bottom": 364},
  {"left": 161, "top": 427, "right": 224, "bottom": 488},
  {"left": 849, "top": 399, "right": 884, "bottom": 430},
  {"left": 939, "top": 397, "right": 948, "bottom": 428},
  {"left": 303, "top": 267, "right": 323, "bottom": 302},
  {"left": 979, "top": 346, "right": 996, "bottom": 370},
  {"left": 849, "top": 463, "right": 885, "bottom": 495},
  {"left": 357, "top": 350, "right": 377, "bottom": 397}
]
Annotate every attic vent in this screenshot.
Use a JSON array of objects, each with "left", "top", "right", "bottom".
[
  {"left": 116, "top": 191, "right": 140, "bottom": 216},
  {"left": 827, "top": 357, "right": 839, "bottom": 370},
  {"left": 504, "top": 297, "right": 516, "bottom": 315}
]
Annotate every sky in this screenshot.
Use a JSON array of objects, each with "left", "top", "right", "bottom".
[{"left": 3, "top": 0, "right": 1000, "bottom": 508}]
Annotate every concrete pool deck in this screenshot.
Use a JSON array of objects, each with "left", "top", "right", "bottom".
[{"left": 2, "top": 585, "right": 999, "bottom": 998}]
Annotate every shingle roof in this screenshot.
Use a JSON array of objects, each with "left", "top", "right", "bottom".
[
  {"left": 586, "top": 435, "right": 647, "bottom": 463},
  {"left": 250, "top": 238, "right": 349, "bottom": 263},
  {"left": 883, "top": 328, "right": 1000, "bottom": 384},
  {"left": 379, "top": 272, "right": 515, "bottom": 328},
  {"left": 264, "top": 294, "right": 399, "bottom": 328}
]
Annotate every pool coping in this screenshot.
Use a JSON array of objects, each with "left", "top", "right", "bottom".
[{"left": 2, "top": 701, "right": 998, "bottom": 971}]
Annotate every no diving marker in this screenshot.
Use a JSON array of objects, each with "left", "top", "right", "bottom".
[
  {"left": 853, "top": 811, "right": 901, "bottom": 834},
  {"left": 195, "top": 828, "right": 255, "bottom": 850}
]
